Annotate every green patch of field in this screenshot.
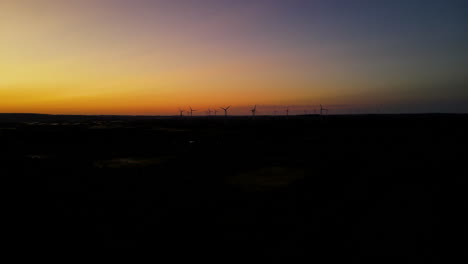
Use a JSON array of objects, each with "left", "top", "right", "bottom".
[{"left": 228, "top": 166, "right": 305, "bottom": 191}]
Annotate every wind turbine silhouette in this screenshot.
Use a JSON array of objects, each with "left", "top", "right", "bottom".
[
  {"left": 213, "top": 109, "right": 218, "bottom": 116},
  {"left": 286, "top": 107, "right": 290, "bottom": 116},
  {"left": 189, "top": 106, "right": 197, "bottom": 117},
  {"left": 320, "top": 105, "right": 329, "bottom": 116},
  {"left": 178, "top": 108, "right": 185, "bottom": 117},
  {"left": 220, "top": 106, "right": 231, "bottom": 117},
  {"left": 251, "top": 105, "right": 257, "bottom": 117},
  {"left": 207, "top": 108, "right": 213, "bottom": 116}
]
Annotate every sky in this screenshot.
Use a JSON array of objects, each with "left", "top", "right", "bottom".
[{"left": 1, "top": 0, "right": 467, "bottom": 115}]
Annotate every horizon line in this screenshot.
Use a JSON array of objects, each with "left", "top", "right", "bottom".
[{"left": 1, "top": 112, "right": 466, "bottom": 117}]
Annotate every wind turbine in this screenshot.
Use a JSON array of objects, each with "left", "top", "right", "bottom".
[
  {"left": 207, "top": 108, "right": 213, "bottom": 116},
  {"left": 320, "top": 105, "right": 329, "bottom": 116},
  {"left": 220, "top": 106, "right": 231, "bottom": 117},
  {"left": 251, "top": 105, "right": 257, "bottom": 117},
  {"left": 286, "top": 107, "right": 290, "bottom": 117},
  {"left": 213, "top": 109, "right": 218, "bottom": 116},
  {"left": 189, "top": 106, "right": 197, "bottom": 117},
  {"left": 178, "top": 108, "right": 185, "bottom": 117}
]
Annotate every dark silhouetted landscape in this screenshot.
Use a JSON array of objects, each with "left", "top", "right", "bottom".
[{"left": 4, "top": 113, "right": 467, "bottom": 260}]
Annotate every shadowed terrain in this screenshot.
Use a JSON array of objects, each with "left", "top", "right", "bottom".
[{"left": 4, "top": 114, "right": 467, "bottom": 260}]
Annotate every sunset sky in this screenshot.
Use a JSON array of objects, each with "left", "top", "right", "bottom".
[{"left": 1, "top": 0, "right": 467, "bottom": 115}]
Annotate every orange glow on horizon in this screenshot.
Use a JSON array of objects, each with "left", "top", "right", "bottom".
[{"left": 3, "top": 1, "right": 463, "bottom": 115}]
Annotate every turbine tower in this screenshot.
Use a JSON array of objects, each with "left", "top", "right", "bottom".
[
  {"left": 207, "top": 108, "right": 213, "bottom": 116},
  {"left": 251, "top": 105, "right": 257, "bottom": 117},
  {"left": 189, "top": 106, "right": 197, "bottom": 117},
  {"left": 220, "top": 106, "right": 231, "bottom": 117},
  {"left": 178, "top": 108, "right": 185, "bottom": 117},
  {"left": 320, "top": 105, "right": 329, "bottom": 116}
]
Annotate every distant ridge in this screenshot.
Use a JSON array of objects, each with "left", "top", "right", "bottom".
[
  {"left": 0, "top": 113, "right": 163, "bottom": 123},
  {"left": 0, "top": 113, "right": 52, "bottom": 122}
]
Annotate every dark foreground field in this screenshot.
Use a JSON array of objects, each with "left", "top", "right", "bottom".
[{"left": 3, "top": 114, "right": 467, "bottom": 260}]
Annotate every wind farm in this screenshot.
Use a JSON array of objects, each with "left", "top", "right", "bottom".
[{"left": 174, "top": 104, "right": 336, "bottom": 118}]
